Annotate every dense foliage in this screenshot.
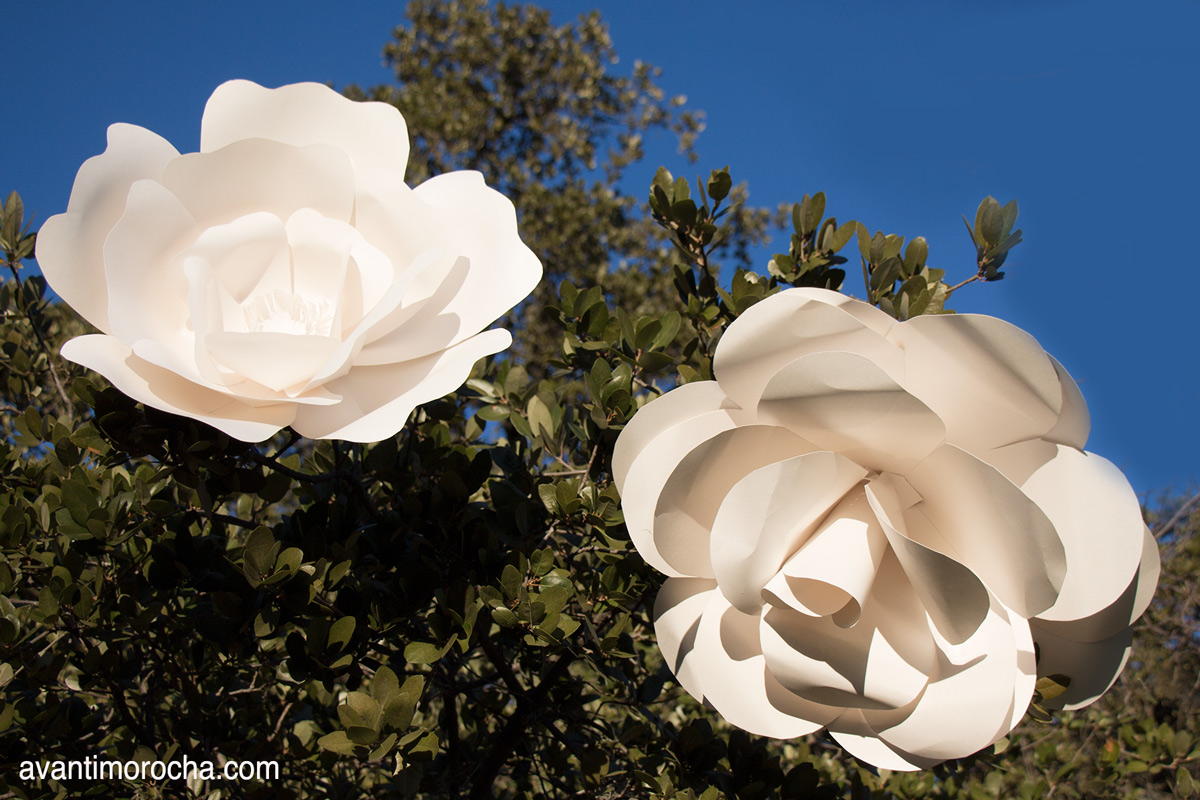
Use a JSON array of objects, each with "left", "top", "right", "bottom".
[{"left": 1, "top": 3, "right": 1195, "bottom": 799}]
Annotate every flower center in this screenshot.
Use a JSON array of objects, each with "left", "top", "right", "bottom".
[{"left": 243, "top": 289, "right": 335, "bottom": 336}]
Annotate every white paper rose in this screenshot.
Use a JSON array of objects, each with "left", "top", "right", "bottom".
[
  {"left": 613, "top": 287, "right": 1159, "bottom": 770},
  {"left": 37, "top": 80, "right": 541, "bottom": 442}
]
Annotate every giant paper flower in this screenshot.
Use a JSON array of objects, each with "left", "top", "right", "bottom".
[
  {"left": 613, "top": 288, "right": 1159, "bottom": 770},
  {"left": 37, "top": 80, "right": 541, "bottom": 442}
]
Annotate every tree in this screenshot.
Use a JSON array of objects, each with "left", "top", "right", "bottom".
[{"left": 343, "top": 0, "right": 773, "bottom": 369}]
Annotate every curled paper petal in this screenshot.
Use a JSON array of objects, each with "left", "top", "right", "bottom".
[
  {"left": 38, "top": 80, "right": 541, "bottom": 442},
  {"left": 614, "top": 287, "right": 1158, "bottom": 769}
]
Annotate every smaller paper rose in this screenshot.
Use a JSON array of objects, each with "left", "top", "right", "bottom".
[
  {"left": 37, "top": 80, "right": 541, "bottom": 442},
  {"left": 613, "top": 287, "right": 1159, "bottom": 770}
]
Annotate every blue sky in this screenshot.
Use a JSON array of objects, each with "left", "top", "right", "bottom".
[{"left": 4, "top": 1, "right": 1197, "bottom": 495}]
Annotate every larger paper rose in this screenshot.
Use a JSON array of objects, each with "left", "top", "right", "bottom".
[
  {"left": 37, "top": 80, "right": 541, "bottom": 442},
  {"left": 613, "top": 288, "right": 1159, "bottom": 770}
]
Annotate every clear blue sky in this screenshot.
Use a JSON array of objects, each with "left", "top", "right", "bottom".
[{"left": 5, "top": 1, "right": 1197, "bottom": 495}]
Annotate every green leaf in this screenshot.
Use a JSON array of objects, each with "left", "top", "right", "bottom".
[
  {"left": 1000, "top": 198, "right": 1019, "bottom": 239},
  {"left": 903, "top": 237, "right": 928, "bottom": 273},
  {"left": 317, "top": 731, "right": 359, "bottom": 756},
  {"left": 373, "top": 666, "right": 401, "bottom": 708},
  {"left": 706, "top": 168, "right": 731, "bottom": 203},
  {"left": 328, "top": 615, "right": 357, "bottom": 652},
  {"left": 652, "top": 166, "right": 674, "bottom": 195},
  {"left": 537, "top": 483, "right": 559, "bottom": 513},
  {"left": 370, "top": 732, "right": 398, "bottom": 762},
  {"left": 475, "top": 404, "right": 509, "bottom": 422},
  {"left": 1034, "top": 674, "right": 1071, "bottom": 702},
  {"left": 526, "top": 395, "right": 554, "bottom": 440},
  {"left": 671, "top": 175, "right": 690, "bottom": 202},
  {"left": 501, "top": 564, "right": 523, "bottom": 599},
  {"left": 492, "top": 607, "right": 519, "bottom": 627},
  {"left": 381, "top": 675, "right": 424, "bottom": 729},
  {"left": 855, "top": 222, "right": 872, "bottom": 262},
  {"left": 404, "top": 641, "right": 442, "bottom": 665}
]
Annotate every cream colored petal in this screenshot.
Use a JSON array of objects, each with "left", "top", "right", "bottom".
[
  {"left": 856, "top": 599, "right": 1036, "bottom": 763},
  {"left": 102, "top": 179, "right": 198, "bottom": 344},
  {"left": 864, "top": 475, "right": 990, "bottom": 645},
  {"left": 611, "top": 381, "right": 738, "bottom": 491},
  {"left": 760, "top": 552, "right": 936, "bottom": 711},
  {"left": 290, "top": 327, "right": 511, "bottom": 442},
  {"left": 904, "top": 444, "right": 1065, "bottom": 618},
  {"left": 285, "top": 210, "right": 356, "bottom": 303},
  {"left": 354, "top": 255, "right": 471, "bottom": 364},
  {"left": 132, "top": 338, "right": 343, "bottom": 406},
  {"left": 1043, "top": 355, "right": 1090, "bottom": 448},
  {"left": 184, "top": 212, "right": 290, "bottom": 303},
  {"left": 161, "top": 139, "right": 355, "bottom": 227},
  {"left": 827, "top": 713, "right": 942, "bottom": 771},
  {"left": 612, "top": 383, "right": 745, "bottom": 578},
  {"left": 204, "top": 332, "right": 340, "bottom": 392},
  {"left": 713, "top": 288, "right": 900, "bottom": 411},
  {"left": 352, "top": 180, "right": 444, "bottom": 289},
  {"left": 283, "top": 210, "right": 394, "bottom": 335},
  {"left": 1033, "top": 524, "right": 1161, "bottom": 644},
  {"left": 200, "top": 80, "right": 409, "bottom": 182},
  {"left": 709, "top": 451, "right": 868, "bottom": 614},
  {"left": 303, "top": 248, "right": 454, "bottom": 389},
  {"left": 61, "top": 334, "right": 294, "bottom": 441},
  {"left": 653, "top": 578, "right": 718, "bottom": 702},
  {"left": 688, "top": 592, "right": 839, "bottom": 738},
  {"left": 756, "top": 352, "right": 946, "bottom": 474},
  {"left": 654, "top": 425, "right": 820, "bottom": 579},
  {"left": 1020, "top": 447, "right": 1145, "bottom": 624},
  {"left": 889, "top": 313, "right": 1063, "bottom": 451},
  {"left": 37, "top": 123, "right": 180, "bottom": 332},
  {"left": 407, "top": 171, "right": 542, "bottom": 345},
  {"left": 1030, "top": 621, "right": 1133, "bottom": 711},
  {"left": 762, "top": 489, "right": 889, "bottom": 626}
]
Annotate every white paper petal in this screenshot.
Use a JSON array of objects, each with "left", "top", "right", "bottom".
[
  {"left": 37, "top": 123, "right": 180, "bottom": 332},
  {"left": 760, "top": 552, "right": 936, "bottom": 711},
  {"left": 408, "top": 171, "right": 542, "bottom": 344},
  {"left": 857, "top": 599, "right": 1036, "bottom": 762},
  {"left": 354, "top": 254, "right": 472, "bottom": 364},
  {"left": 61, "top": 335, "right": 294, "bottom": 441},
  {"left": 1031, "top": 621, "right": 1133, "bottom": 711},
  {"left": 713, "top": 288, "right": 899, "bottom": 411},
  {"left": 709, "top": 452, "right": 868, "bottom": 614},
  {"left": 904, "top": 445, "right": 1065, "bottom": 618},
  {"left": 763, "top": 490, "right": 889, "bottom": 626},
  {"left": 613, "top": 383, "right": 746, "bottom": 578},
  {"left": 205, "top": 332, "right": 340, "bottom": 392},
  {"left": 688, "top": 592, "right": 839, "bottom": 738},
  {"left": 654, "top": 426, "right": 820, "bottom": 579},
  {"left": 102, "top": 179, "right": 198, "bottom": 344},
  {"left": 1043, "top": 355, "right": 1090, "bottom": 448},
  {"left": 653, "top": 578, "right": 718, "bottom": 702},
  {"left": 889, "top": 313, "right": 1063, "bottom": 451},
  {"left": 864, "top": 477, "right": 991, "bottom": 645},
  {"left": 1020, "top": 447, "right": 1144, "bottom": 623},
  {"left": 756, "top": 351, "right": 945, "bottom": 473},
  {"left": 290, "top": 328, "right": 511, "bottom": 442},
  {"left": 161, "top": 139, "right": 355, "bottom": 227},
  {"left": 612, "top": 381, "right": 739, "bottom": 491},
  {"left": 827, "top": 712, "right": 943, "bottom": 772},
  {"left": 200, "top": 80, "right": 409, "bottom": 182}
]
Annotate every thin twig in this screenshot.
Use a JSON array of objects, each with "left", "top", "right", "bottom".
[
  {"left": 945, "top": 274, "right": 980, "bottom": 296},
  {"left": 1153, "top": 490, "right": 1200, "bottom": 539},
  {"left": 5, "top": 262, "right": 74, "bottom": 416}
]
